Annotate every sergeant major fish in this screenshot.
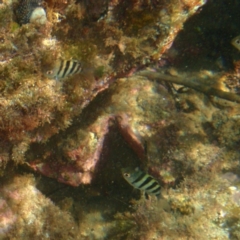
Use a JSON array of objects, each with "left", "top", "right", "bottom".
[
  {"left": 45, "top": 59, "right": 82, "bottom": 80},
  {"left": 231, "top": 35, "right": 240, "bottom": 51},
  {"left": 122, "top": 167, "right": 161, "bottom": 198}
]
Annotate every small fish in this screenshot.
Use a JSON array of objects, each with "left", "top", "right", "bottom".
[
  {"left": 122, "top": 167, "right": 161, "bottom": 198},
  {"left": 231, "top": 35, "right": 240, "bottom": 51},
  {"left": 44, "top": 59, "right": 82, "bottom": 80},
  {"left": 15, "top": 0, "right": 43, "bottom": 25}
]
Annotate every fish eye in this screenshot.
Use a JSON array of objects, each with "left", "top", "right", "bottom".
[
  {"left": 237, "top": 40, "right": 240, "bottom": 45},
  {"left": 46, "top": 70, "right": 53, "bottom": 75},
  {"left": 123, "top": 173, "right": 130, "bottom": 177}
]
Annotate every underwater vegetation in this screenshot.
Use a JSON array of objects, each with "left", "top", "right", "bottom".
[
  {"left": 1, "top": 0, "right": 240, "bottom": 239},
  {"left": 0, "top": 0, "right": 206, "bottom": 182}
]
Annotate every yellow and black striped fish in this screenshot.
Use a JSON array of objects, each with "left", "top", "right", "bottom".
[
  {"left": 122, "top": 167, "right": 161, "bottom": 197},
  {"left": 45, "top": 59, "right": 82, "bottom": 80}
]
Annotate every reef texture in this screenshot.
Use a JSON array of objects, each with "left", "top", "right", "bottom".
[
  {"left": 2, "top": 0, "right": 240, "bottom": 239},
  {"left": 0, "top": 0, "right": 206, "bottom": 177},
  {"left": 28, "top": 75, "right": 176, "bottom": 186},
  {"left": 0, "top": 174, "right": 79, "bottom": 239}
]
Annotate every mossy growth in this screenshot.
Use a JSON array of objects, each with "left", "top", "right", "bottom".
[
  {"left": 10, "top": 21, "right": 20, "bottom": 33},
  {"left": 61, "top": 40, "right": 98, "bottom": 63},
  {"left": 94, "top": 65, "right": 105, "bottom": 79},
  {"left": 121, "top": 9, "right": 162, "bottom": 36},
  {"left": 40, "top": 48, "right": 60, "bottom": 72},
  {"left": 0, "top": 4, "right": 12, "bottom": 28},
  {"left": 0, "top": 59, "right": 40, "bottom": 96},
  {"left": 107, "top": 217, "right": 137, "bottom": 239},
  {"left": 170, "top": 197, "right": 195, "bottom": 215}
]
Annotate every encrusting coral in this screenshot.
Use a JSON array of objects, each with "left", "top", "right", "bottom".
[{"left": 2, "top": 0, "right": 240, "bottom": 239}]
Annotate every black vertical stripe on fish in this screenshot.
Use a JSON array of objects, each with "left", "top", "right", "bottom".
[
  {"left": 64, "top": 61, "right": 74, "bottom": 77},
  {"left": 138, "top": 176, "right": 155, "bottom": 189},
  {"left": 151, "top": 186, "right": 161, "bottom": 194},
  {"left": 145, "top": 181, "right": 158, "bottom": 191},
  {"left": 57, "top": 60, "right": 64, "bottom": 77},
  {"left": 134, "top": 175, "right": 152, "bottom": 188},
  {"left": 45, "top": 59, "right": 83, "bottom": 80},
  {"left": 142, "top": 180, "right": 160, "bottom": 194},
  {"left": 62, "top": 60, "right": 71, "bottom": 78},
  {"left": 147, "top": 183, "right": 161, "bottom": 193},
  {"left": 131, "top": 172, "right": 146, "bottom": 185},
  {"left": 75, "top": 63, "right": 82, "bottom": 74},
  {"left": 122, "top": 167, "right": 161, "bottom": 197},
  {"left": 68, "top": 61, "right": 78, "bottom": 75}
]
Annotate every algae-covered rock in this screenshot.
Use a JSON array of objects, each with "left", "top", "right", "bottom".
[
  {"left": 0, "top": 0, "right": 206, "bottom": 173},
  {"left": 0, "top": 174, "right": 79, "bottom": 239},
  {"left": 26, "top": 75, "right": 176, "bottom": 185},
  {"left": 4, "top": 0, "right": 240, "bottom": 239}
]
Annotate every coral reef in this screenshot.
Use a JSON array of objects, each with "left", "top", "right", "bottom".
[
  {"left": 0, "top": 174, "right": 79, "bottom": 239},
  {"left": 25, "top": 72, "right": 240, "bottom": 239},
  {"left": 27, "top": 75, "right": 176, "bottom": 185},
  {"left": 2, "top": 0, "right": 240, "bottom": 239},
  {"left": 0, "top": 0, "right": 206, "bottom": 178}
]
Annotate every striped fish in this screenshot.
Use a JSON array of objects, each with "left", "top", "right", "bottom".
[
  {"left": 122, "top": 167, "right": 161, "bottom": 198},
  {"left": 232, "top": 35, "right": 240, "bottom": 51},
  {"left": 45, "top": 59, "right": 82, "bottom": 80}
]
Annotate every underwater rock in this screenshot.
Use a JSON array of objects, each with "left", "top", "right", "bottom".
[
  {"left": 14, "top": 0, "right": 45, "bottom": 25},
  {"left": 29, "top": 6, "right": 47, "bottom": 24},
  {"left": 27, "top": 76, "right": 176, "bottom": 186},
  {"left": 29, "top": 115, "right": 114, "bottom": 186},
  {"left": 0, "top": 0, "right": 207, "bottom": 175},
  {"left": 47, "top": 0, "right": 207, "bottom": 75},
  {"left": 116, "top": 113, "right": 146, "bottom": 161},
  {"left": 2, "top": 0, "right": 240, "bottom": 239},
  {"left": 0, "top": 174, "right": 78, "bottom": 239}
]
